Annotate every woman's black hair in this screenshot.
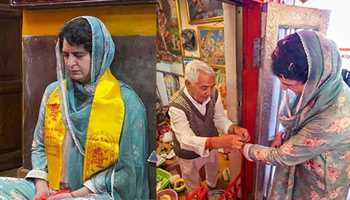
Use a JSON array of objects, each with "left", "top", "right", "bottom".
[
  {"left": 58, "top": 18, "right": 92, "bottom": 53},
  {"left": 271, "top": 33, "right": 308, "bottom": 83}
]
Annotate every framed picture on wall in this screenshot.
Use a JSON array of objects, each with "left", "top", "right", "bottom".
[
  {"left": 181, "top": 29, "right": 197, "bottom": 52},
  {"left": 156, "top": 0, "right": 182, "bottom": 63},
  {"left": 214, "top": 68, "right": 227, "bottom": 108},
  {"left": 156, "top": 71, "right": 181, "bottom": 105},
  {"left": 185, "top": 0, "right": 223, "bottom": 24},
  {"left": 198, "top": 26, "right": 225, "bottom": 68}
]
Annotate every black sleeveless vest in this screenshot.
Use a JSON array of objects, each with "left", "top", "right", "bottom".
[{"left": 169, "top": 88, "right": 219, "bottom": 159}]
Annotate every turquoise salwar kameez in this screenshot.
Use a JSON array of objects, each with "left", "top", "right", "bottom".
[{"left": 0, "top": 16, "right": 149, "bottom": 200}]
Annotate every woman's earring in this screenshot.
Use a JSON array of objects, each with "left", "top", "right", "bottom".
[{"left": 288, "top": 62, "right": 295, "bottom": 72}]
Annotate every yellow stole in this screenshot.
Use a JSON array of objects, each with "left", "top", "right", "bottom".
[{"left": 44, "top": 69, "right": 125, "bottom": 190}]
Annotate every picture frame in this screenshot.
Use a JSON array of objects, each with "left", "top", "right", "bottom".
[
  {"left": 198, "top": 25, "right": 225, "bottom": 68},
  {"left": 185, "top": 0, "right": 223, "bottom": 24},
  {"left": 181, "top": 29, "right": 197, "bottom": 52},
  {"left": 156, "top": 71, "right": 180, "bottom": 106},
  {"left": 214, "top": 68, "right": 227, "bottom": 108},
  {"left": 156, "top": 0, "right": 183, "bottom": 63}
]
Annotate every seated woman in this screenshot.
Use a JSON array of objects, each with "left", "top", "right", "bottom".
[
  {"left": 0, "top": 16, "right": 149, "bottom": 199},
  {"left": 243, "top": 31, "right": 350, "bottom": 199}
]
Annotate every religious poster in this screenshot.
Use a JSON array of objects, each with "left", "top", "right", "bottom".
[
  {"left": 156, "top": 0, "right": 182, "bottom": 63},
  {"left": 198, "top": 25, "right": 225, "bottom": 68},
  {"left": 185, "top": 0, "right": 223, "bottom": 24}
]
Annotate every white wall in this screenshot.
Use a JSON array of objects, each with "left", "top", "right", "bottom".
[{"left": 296, "top": 0, "right": 350, "bottom": 48}]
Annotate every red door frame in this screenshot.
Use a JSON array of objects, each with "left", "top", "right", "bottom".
[{"left": 241, "top": 1, "right": 262, "bottom": 199}]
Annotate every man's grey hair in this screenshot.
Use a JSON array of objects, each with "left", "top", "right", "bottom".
[{"left": 185, "top": 59, "right": 215, "bottom": 83}]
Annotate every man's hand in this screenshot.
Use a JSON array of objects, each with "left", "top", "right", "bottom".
[
  {"left": 34, "top": 179, "right": 49, "bottom": 200},
  {"left": 228, "top": 125, "right": 250, "bottom": 143},
  {"left": 271, "top": 132, "right": 283, "bottom": 148},
  {"left": 207, "top": 134, "right": 245, "bottom": 150}
]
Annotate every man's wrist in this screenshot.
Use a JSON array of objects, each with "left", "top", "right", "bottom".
[{"left": 205, "top": 138, "right": 213, "bottom": 150}]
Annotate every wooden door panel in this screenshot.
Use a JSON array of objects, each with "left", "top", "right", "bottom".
[
  {"left": 0, "top": 82, "right": 21, "bottom": 152},
  {"left": 0, "top": 18, "right": 21, "bottom": 80},
  {"left": 0, "top": 9, "right": 22, "bottom": 171}
]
